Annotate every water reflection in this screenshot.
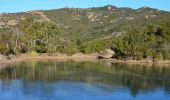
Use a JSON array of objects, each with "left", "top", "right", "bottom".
[{"left": 0, "top": 60, "right": 170, "bottom": 100}]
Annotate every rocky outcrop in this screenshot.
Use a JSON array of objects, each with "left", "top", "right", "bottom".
[
  {"left": 28, "top": 11, "right": 50, "bottom": 21},
  {"left": 7, "top": 19, "right": 18, "bottom": 26},
  {"left": 0, "top": 21, "right": 5, "bottom": 28},
  {"left": 98, "top": 49, "right": 115, "bottom": 59}
]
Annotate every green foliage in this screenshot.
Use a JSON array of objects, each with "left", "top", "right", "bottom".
[
  {"left": 162, "top": 51, "right": 170, "bottom": 60},
  {"left": 114, "top": 21, "right": 170, "bottom": 60},
  {"left": 27, "top": 51, "right": 39, "bottom": 56},
  {"left": 0, "top": 43, "right": 7, "bottom": 53},
  {"left": 80, "top": 41, "right": 106, "bottom": 54},
  {"left": 0, "top": 6, "right": 170, "bottom": 60},
  {"left": 19, "top": 17, "right": 60, "bottom": 53},
  {"left": 62, "top": 45, "right": 78, "bottom": 55}
]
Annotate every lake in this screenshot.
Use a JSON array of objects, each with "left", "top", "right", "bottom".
[{"left": 0, "top": 60, "right": 170, "bottom": 100}]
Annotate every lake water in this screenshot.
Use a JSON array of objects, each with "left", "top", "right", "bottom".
[{"left": 0, "top": 60, "right": 170, "bottom": 100}]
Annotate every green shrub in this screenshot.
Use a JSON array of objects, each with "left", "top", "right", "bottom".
[{"left": 27, "top": 51, "right": 39, "bottom": 56}]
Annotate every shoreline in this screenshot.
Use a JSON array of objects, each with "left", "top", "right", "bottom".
[{"left": 1, "top": 54, "right": 170, "bottom": 67}]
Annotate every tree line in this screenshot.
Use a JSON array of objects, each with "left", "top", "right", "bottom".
[{"left": 0, "top": 17, "right": 170, "bottom": 60}]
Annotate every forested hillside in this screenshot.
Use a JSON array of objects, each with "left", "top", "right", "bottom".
[{"left": 0, "top": 5, "right": 170, "bottom": 60}]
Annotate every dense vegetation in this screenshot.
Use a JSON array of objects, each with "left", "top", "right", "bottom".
[
  {"left": 114, "top": 21, "right": 170, "bottom": 60},
  {"left": 0, "top": 5, "right": 170, "bottom": 60}
]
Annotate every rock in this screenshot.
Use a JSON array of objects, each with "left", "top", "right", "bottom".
[
  {"left": 28, "top": 11, "right": 50, "bottom": 21},
  {"left": 145, "top": 15, "right": 149, "bottom": 19},
  {"left": 0, "top": 21, "right": 5, "bottom": 28},
  {"left": 97, "top": 56, "right": 105, "bottom": 59},
  {"left": 98, "top": 49, "right": 115, "bottom": 59},
  {"left": 150, "top": 15, "right": 157, "bottom": 18},
  {"left": 7, "top": 20, "right": 18, "bottom": 26},
  {"left": 0, "top": 21, "right": 5, "bottom": 26},
  {"left": 106, "top": 5, "right": 117, "bottom": 11},
  {"left": 126, "top": 17, "right": 135, "bottom": 20},
  {"left": 0, "top": 54, "right": 7, "bottom": 60},
  {"left": 107, "top": 5, "right": 113, "bottom": 10}
]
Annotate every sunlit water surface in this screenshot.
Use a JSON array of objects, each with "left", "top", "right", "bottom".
[{"left": 0, "top": 60, "right": 170, "bottom": 100}]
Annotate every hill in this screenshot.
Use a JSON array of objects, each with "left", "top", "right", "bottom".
[{"left": 0, "top": 5, "right": 170, "bottom": 60}]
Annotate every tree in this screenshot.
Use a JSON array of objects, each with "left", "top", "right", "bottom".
[{"left": 19, "top": 18, "right": 60, "bottom": 53}]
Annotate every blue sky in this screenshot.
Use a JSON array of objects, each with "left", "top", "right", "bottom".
[{"left": 0, "top": 0, "right": 169, "bottom": 13}]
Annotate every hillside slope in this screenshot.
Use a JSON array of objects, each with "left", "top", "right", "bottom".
[
  {"left": 0, "top": 5, "right": 169, "bottom": 40},
  {"left": 0, "top": 5, "right": 170, "bottom": 60}
]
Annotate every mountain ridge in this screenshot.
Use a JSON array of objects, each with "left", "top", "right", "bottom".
[
  {"left": 0, "top": 5, "right": 170, "bottom": 14},
  {"left": 0, "top": 5, "right": 169, "bottom": 40}
]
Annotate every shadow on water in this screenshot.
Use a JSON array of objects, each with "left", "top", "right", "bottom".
[{"left": 0, "top": 60, "right": 170, "bottom": 97}]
